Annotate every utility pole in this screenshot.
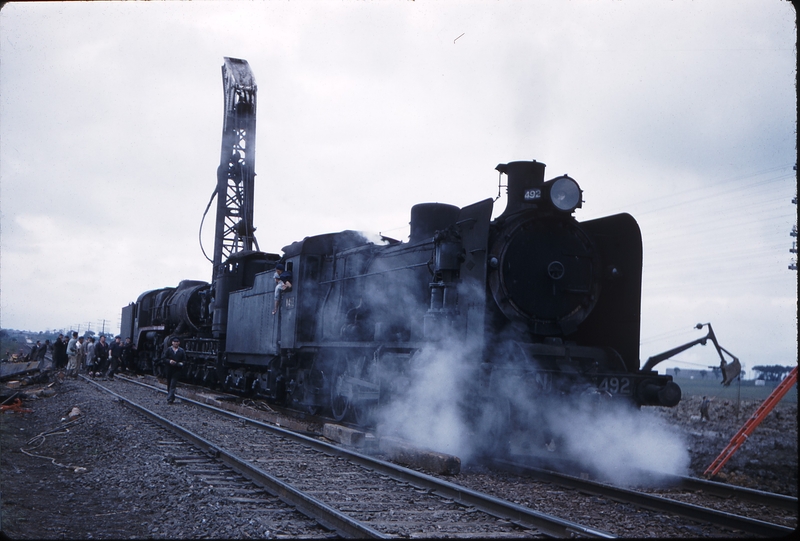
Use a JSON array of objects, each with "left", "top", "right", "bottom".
[{"left": 791, "top": 163, "right": 797, "bottom": 271}]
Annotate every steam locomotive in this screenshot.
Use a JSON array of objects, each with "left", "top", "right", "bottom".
[
  {"left": 120, "top": 58, "right": 680, "bottom": 436},
  {"left": 121, "top": 158, "right": 681, "bottom": 422}
]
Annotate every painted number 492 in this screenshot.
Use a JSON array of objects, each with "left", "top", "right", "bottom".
[
  {"left": 524, "top": 189, "right": 541, "bottom": 201},
  {"left": 598, "top": 377, "right": 630, "bottom": 394}
]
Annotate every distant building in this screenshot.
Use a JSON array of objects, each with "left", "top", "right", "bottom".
[{"left": 665, "top": 368, "right": 718, "bottom": 381}]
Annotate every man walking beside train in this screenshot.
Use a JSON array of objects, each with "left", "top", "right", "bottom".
[{"left": 163, "top": 337, "right": 185, "bottom": 404}]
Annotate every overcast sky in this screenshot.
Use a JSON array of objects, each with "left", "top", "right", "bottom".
[{"left": 1, "top": 1, "right": 796, "bottom": 381}]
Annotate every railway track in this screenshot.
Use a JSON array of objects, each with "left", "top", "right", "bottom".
[
  {"left": 84, "top": 375, "right": 613, "bottom": 538},
  {"left": 493, "top": 458, "right": 796, "bottom": 536},
  {"left": 86, "top": 374, "right": 796, "bottom": 537},
  {"left": 154, "top": 438, "right": 333, "bottom": 538}
]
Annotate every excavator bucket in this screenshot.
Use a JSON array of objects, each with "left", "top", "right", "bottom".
[{"left": 721, "top": 358, "right": 741, "bottom": 386}]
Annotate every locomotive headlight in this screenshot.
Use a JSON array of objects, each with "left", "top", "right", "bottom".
[{"left": 549, "top": 176, "right": 582, "bottom": 212}]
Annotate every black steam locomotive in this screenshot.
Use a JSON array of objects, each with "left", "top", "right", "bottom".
[
  {"left": 120, "top": 58, "right": 680, "bottom": 436},
  {"left": 122, "top": 159, "right": 681, "bottom": 421}
]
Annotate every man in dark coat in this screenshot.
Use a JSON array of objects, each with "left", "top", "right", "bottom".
[
  {"left": 121, "top": 337, "right": 136, "bottom": 372},
  {"left": 106, "top": 336, "right": 123, "bottom": 379},
  {"left": 29, "top": 341, "right": 40, "bottom": 362},
  {"left": 700, "top": 396, "right": 712, "bottom": 422},
  {"left": 93, "top": 335, "right": 109, "bottom": 378},
  {"left": 37, "top": 340, "right": 49, "bottom": 363},
  {"left": 163, "top": 337, "right": 186, "bottom": 404},
  {"left": 53, "top": 335, "right": 67, "bottom": 369}
]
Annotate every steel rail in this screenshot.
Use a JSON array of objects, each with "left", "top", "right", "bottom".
[
  {"left": 508, "top": 452, "right": 797, "bottom": 512},
  {"left": 114, "top": 375, "right": 614, "bottom": 538},
  {"left": 84, "top": 377, "right": 389, "bottom": 539},
  {"left": 629, "top": 468, "right": 798, "bottom": 512},
  {"left": 494, "top": 458, "right": 794, "bottom": 538}
]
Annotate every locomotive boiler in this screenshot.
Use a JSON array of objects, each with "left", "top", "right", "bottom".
[{"left": 121, "top": 57, "right": 681, "bottom": 436}]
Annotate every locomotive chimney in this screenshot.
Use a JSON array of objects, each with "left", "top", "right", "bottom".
[
  {"left": 496, "top": 160, "right": 546, "bottom": 218},
  {"left": 409, "top": 203, "right": 460, "bottom": 243}
]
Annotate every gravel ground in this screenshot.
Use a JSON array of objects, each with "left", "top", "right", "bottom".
[
  {"left": 0, "top": 377, "right": 331, "bottom": 540},
  {"left": 0, "top": 375, "right": 796, "bottom": 539}
]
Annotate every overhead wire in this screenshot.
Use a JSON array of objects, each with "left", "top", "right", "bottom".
[
  {"left": 640, "top": 324, "right": 700, "bottom": 346},
  {"left": 584, "top": 167, "right": 794, "bottom": 219},
  {"left": 630, "top": 167, "right": 796, "bottom": 283},
  {"left": 628, "top": 171, "right": 794, "bottom": 217}
]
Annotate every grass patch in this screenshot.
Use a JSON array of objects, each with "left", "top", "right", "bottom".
[{"left": 674, "top": 376, "right": 797, "bottom": 403}]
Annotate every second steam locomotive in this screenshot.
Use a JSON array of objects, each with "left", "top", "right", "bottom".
[{"left": 121, "top": 58, "right": 680, "bottom": 435}]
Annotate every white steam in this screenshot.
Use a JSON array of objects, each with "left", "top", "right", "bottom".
[
  {"left": 375, "top": 339, "right": 480, "bottom": 460},
  {"left": 374, "top": 338, "right": 691, "bottom": 484},
  {"left": 541, "top": 398, "right": 690, "bottom": 485}
]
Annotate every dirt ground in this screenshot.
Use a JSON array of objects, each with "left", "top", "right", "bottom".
[
  {"left": 0, "top": 377, "right": 796, "bottom": 540},
  {"left": 649, "top": 393, "right": 798, "bottom": 496}
]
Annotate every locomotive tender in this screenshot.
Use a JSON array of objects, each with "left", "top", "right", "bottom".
[{"left": 121, "top": 57, "right": 680, "bottom": 430}]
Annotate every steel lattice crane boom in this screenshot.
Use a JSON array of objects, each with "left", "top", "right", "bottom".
[
  {"left": 210, "top": 57, "right": 264, "bottom": 337},
  {"left": 213, "top": 57, "right": 259, "bottom": 269}
]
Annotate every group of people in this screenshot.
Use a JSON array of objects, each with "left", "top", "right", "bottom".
[
  {"left": 45, "top": 332, "right": 137, "bottom": 379},
  {"left": 23, "top": 331, "right": 189, "bottom": 405}
]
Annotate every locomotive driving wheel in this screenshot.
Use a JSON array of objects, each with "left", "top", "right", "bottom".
[
  {"left": 305, "top": 404, "right": 322, "bottom": 415},
  {"left": 329, "top": 351, "right": 378, "bottom": 425},
  {"left": 330, "top": 360, "right": 351, "bottom": 422},
  {"left": 353, "top": 352, "right": 379, "bottom": 427},
  {"left": 330, "top": 379, "right": 350, "bottom": 421}
]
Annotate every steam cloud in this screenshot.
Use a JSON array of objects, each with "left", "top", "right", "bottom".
[
  {"left": 374, "top": 336, "right": 690, "bottom": 485},
  {"left": 540, "top": 397, "right": 691, "bottom": 485},
  {"left": 375, "top": 339, "right": 481, "bottom": 459}
]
